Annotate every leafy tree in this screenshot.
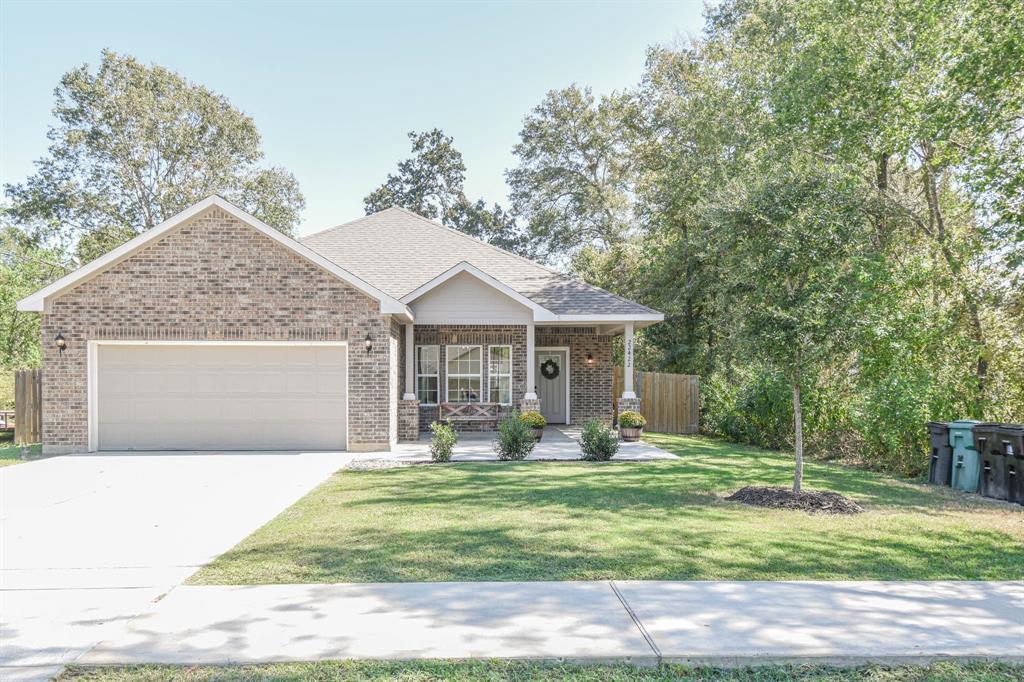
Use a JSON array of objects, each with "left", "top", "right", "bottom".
[
  {"left": 365, "top": 129, "right": 529, "bottom": 254},
  {"left": 712, "top": 165, "right": 874, "bottom": 491},
  {"left": 507, "top": 86, "right": 638, "bottom": 264},
  {"left": 4, "top": 50, "right": 304, "bottom": 262},
  {"left": 0, "top": 218, "right": 72, "bottom": 406}
]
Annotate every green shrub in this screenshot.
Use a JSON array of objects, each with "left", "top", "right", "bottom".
[
  {"left": 429, "top": 420, "right": 458, "bottom": 463},
  {"left": 519, "top": 410, "right": 546, "bottom": 428},
  {"left": 618, "top": 411, "right": 646, "bottom": 428},
  {"left": 579, "top": 418, "right": 619, "bottom": 461},
  {"left": 494, "top": 411, "right": 535, "bottom": 461}
]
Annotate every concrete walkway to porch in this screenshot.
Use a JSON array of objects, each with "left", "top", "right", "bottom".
[{"left": 388, "top": 425, "right": 679, "bottom": 462}]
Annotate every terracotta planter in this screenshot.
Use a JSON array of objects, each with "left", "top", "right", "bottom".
[
  {"left": 531, "top": 427, "right": 544, "bottom": 442},
  {"left": 619, "top": 426, "right": 643, "bottom": 442}
]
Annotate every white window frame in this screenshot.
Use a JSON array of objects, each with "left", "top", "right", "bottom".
[
  {"left": 445, "top": 344, "right": 483, "bottom": 403},
  {"left": 487, "top": 344, "right": 513, "bottom": 405},
  {"left": 415, "top": 344, "right": 440, "bottom": 405}
]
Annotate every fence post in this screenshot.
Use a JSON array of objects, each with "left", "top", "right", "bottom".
[{"left": 15, "top": 369, "right": 42, "bottom": 445}]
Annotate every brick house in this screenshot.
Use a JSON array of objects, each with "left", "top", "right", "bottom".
[{"left": 18, "top": 196, "right": 662, "bottom": 454}]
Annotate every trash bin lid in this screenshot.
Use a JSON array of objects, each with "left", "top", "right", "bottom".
[{"left": 949, "top": 420, "right": 982, "bottom": 428}]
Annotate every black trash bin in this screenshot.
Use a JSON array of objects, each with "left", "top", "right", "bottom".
[
  {"left": 926, "top": 422, "right": 952, "bottom": 486},
  {"left": 977, "top": 422, "right": 1009, "bottom": 501},
  {"left": 995, "top": 424, "right": 1024, "bottom": 505}
]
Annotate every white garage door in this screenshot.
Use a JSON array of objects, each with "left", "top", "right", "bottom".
[{"left": 96, "top": 344, "right": 347, "bottom": 451}]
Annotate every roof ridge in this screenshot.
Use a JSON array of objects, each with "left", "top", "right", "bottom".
[{"left": 386, "top": 206, "right": 574, "bottom": 281}]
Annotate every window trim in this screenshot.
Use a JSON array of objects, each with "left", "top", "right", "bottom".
[
  {"left": 445, "top": 344, "right": 483, "bottom": 404},
  {"left": 487, "top": 344, "right": 513, "bottom": 406},
  {"left": 415, "top": 344, "right": 440, "bottom": 406}
]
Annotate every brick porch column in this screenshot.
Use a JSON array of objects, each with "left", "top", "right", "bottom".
[{"left": 618, "top": 322, "right": 641, "bottom": 417}]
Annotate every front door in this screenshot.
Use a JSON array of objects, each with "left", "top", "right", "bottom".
[{"left": 536, "top": 349, "right": 568, "bottom": 424}]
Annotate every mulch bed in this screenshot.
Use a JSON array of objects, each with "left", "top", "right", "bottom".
[{"left": 726, "top": 485, "right": 864, "bottom": 514}]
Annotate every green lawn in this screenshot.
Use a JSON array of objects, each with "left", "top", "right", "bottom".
[
  {"left": 0, "top": 431, "right": 39, "bottom": 467},
  {"left": 190, "top": 434, "right": 1024, "bottom": 584},
  {"left": 58, "top": 660, "right": 1024, "bottom": 681}
]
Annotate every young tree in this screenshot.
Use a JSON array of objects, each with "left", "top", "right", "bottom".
[
  {"left": 364, "top": 129, "right": 529, "bottom": 254},
  {"left": 712, "top": 165, "right": 873, "bottom": 492},
  {"left": 4, "top": 50, "right": 304, "bottom": 262}
]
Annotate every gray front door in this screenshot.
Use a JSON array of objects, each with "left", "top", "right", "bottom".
[{"left": 536, "top": 350, "right": 567, "bottom": 424}]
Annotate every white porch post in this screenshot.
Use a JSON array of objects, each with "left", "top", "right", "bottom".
[
  {"left": 403, "top": 322, "right": 415, "bottom": 400},
  {"left": 525, "top": 321, "right": 537, "bottom": 400},
  {"left": 622, "top": 322, "right": 636, "bottom": 399}
]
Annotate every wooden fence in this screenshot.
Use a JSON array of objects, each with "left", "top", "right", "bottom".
[
  {"left": 613, "top": 367, "right": 700, "bottom": 434},
  {"left": 15, "top": 369, "right": 42, "bottom": 445}
]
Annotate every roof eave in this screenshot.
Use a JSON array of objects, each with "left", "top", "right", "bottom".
[{"left": 16, "top": 196, "right": 412, "bottom": 317}]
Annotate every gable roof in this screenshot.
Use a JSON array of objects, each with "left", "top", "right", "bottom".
[
  {"left": 302, "top": 207, "right": 662, "bottom": 322},
  {"left": 16, "top": 196, "right": 411, "bottom": 317}
]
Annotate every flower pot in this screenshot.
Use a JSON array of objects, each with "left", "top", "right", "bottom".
[
  {"left": 531, "top": 427, "right": 544, "bottom": 442},
  {"left": 619, "top": 426, "right": 642, "bottom": 442}
]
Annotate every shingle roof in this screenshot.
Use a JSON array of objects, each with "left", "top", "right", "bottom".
[{"left": 301, "top": 207, "right": 659, "bottom": 317}]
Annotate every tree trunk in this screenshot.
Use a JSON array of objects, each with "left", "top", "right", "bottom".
[{"left": 792, "top": 378, "right": 804, "bottom": 494}]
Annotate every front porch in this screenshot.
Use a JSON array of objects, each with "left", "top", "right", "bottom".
[{"left": 386, "top": 425, "right": 678, "bottom": 462}]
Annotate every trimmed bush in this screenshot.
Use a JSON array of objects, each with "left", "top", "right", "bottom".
[
  {"left": 520, "top": 411, "right": 547, "bottom": 429},
  {"left": 494, "top": 411, "right": 536, "bottom": 461},
  {"left": 618, "top": 411, "right": 647, "bottom": 428},
  {"left": 579, "top": 419, "right": 619, "bottom": 461},
  {"left": 429, "top": 420, "right": 457, "bottom": 463}
]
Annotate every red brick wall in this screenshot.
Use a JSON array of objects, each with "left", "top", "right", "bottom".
[{"left": 39, "top": 207, "right": 396, "bottom": 453}]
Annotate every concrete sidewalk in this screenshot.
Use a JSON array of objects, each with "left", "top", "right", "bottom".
[{"left": 81, "top": 580, "right": 1024, "bottom": 668}]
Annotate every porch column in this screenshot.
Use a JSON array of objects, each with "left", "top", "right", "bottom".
[
  {"left": 524, "top": 321, "right": 537, "bottom": 400},
  {"left": 403, "top": 322, "right": 415, "bottom": 400},
  {"left": 622, "top": 322, "right": 636, "bottom": 399}
]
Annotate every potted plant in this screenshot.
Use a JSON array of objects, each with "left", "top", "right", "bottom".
[
  {"left": 618, "top": 411, "right": 646, "bottom": 442},
  {"left": 520, "top": 410, "right": 547, "bottom": 441}
]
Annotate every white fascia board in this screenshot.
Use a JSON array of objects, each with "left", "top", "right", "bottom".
[
  {"left": 400, "top": 261, "right": 558, "bottom": 321},
  {"left": 16, "top": 195, "right": 412, "bottom": 318}
]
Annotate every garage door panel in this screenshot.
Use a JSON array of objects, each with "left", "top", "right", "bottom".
[{"left": 97, "top": 344, "right": 347, "bottom": 451}]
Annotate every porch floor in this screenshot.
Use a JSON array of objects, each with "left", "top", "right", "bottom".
[{"left": 389, "top": 426, "right": 678, "bottom": 462}]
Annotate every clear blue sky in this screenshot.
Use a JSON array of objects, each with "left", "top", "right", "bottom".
[{"left": 1, "top": 1, "right": 707, "bottom": 236}]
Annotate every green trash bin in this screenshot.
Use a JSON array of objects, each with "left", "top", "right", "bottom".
[{"left": 949, "top": 420, "right": 981, "bottom": 493}]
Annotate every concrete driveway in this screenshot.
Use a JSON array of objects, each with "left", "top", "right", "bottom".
[{"left": 0, "top": 450, "right": 350, "bottom": 680}]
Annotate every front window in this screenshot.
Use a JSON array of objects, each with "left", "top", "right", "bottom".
[
  {"left": 446, "top": 345, "right": 482, "bottom": 403},
  {"left": 415, "top": 345, "right": 439, "bottom": 405},
  {"left": 488, "top": 345, "right": 512, "bottom": 405}
]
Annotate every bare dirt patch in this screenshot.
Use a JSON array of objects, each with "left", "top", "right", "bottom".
[{"left": 726, "top": 485, "right": 864, "bottom": 514}]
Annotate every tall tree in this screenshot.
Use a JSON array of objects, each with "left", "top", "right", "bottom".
[
  {"left": 365, "top": 129, "right": 528, "bottom": 254},
  {"left": 507, "top": 86, "right": 638, "bottom": 264},
  {"left": 4, "top": 50, "right": 305, "bottom": 262}
]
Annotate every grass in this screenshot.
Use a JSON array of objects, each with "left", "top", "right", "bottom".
[
  {"left": 58, "top": 660, "right": 1024, "bottom": 681},
  {"left": 0, "top": 430, "right": 39, "bottom": 467},
  {"left": 189, "top": 434, "right": 1024, "bottom": 584}
]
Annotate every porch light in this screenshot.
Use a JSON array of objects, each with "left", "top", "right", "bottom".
[
  {"left": 55, "top": 333, "right": 67, "bottom": 355},
  {"left": 586, "top": 352, "right": 595, "bottom": 367},
  {"left": 364, "top": 332, "right": 373, "bottom": 354}
]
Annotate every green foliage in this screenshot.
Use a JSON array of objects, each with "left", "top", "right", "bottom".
[
  {"left": 494, "top": 412, "right": 535, "bottom": 461},
  {"left": 617, "top": 411, "right": 646, "bottom": 428},
  {"left": 429, "top": 420, "right": 457, "bottom": 463},
  {"left": 0, "top": 223, "right": 71, "bottom": 383},
  {"left": 365, "top": 129, "right": 529, "bottom": 254},
  {"left": 519, "top": 411, "right": 546, "bottom": 429},
  {"left": 5, "top": 50, "right": 304, "bottom": 262},
  {"left": 579, "top": 419, "right": 619, "bottom": 461}
]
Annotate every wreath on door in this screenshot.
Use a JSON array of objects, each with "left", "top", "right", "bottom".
[{"left": 540, "top": 358, "right": 560, "bottom": 380}]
